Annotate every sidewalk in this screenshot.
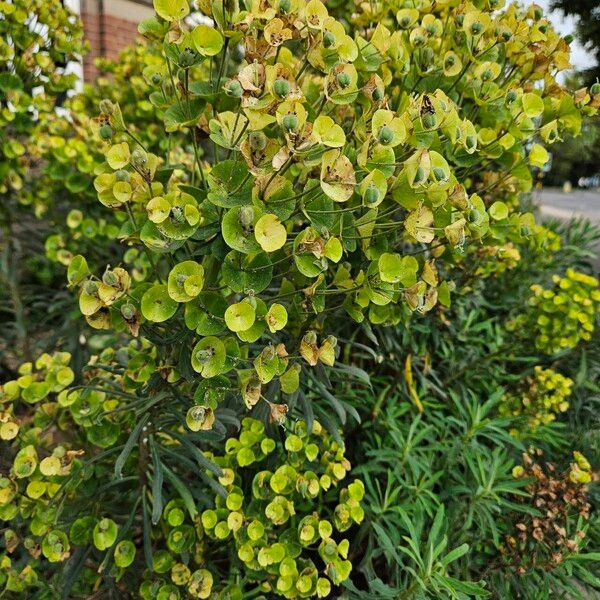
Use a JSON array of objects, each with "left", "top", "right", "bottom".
[{"left": 535, "top": 188, "right": 600, "bottom": 224}]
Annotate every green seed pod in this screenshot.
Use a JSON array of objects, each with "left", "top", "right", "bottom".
[
  {"left": 102, "top": 270, "right": 119, "bottom": 287},
  {"left": 238, "top": 206, "right": 255, "bottom": 228},
  {"left": 420, "top": 47, "right": 434, "bottom": 67},
  {"left": 502, "top": 30, "right": 512, "bottom": 42},
  {"left": 83, "top": 280, "right": 99, "bottom": 295},
  {"left": 120, "top": 303, "right": 136, "bottom": 321},
  {"left": 170, "top": 206, "right": 184, "bottom": 224},
  {"left": 175, "top": 273, "right": 188, "bottom": 287},
  {"left": 249, "top": 131, "right": 267, "bottom": 151},
  {"left": 282, "top": 113, "right": 299, "bottom": 131},
  {"left": 400, "top": 16, "right": 411, "bottom": 27},
  {"left": 466, "top": 135, "right": 477, "bottom": 151},
  {"left": 336, "top": 72, "right": 351, "bottom": 88},
  {"left": 591, "top": 82, "right": 600, "bottom": 95},
  {"left": 273, "top": 78, "right": 290, "bottom": 98},
  {"left": 378, "top": 126, "right": 394, "bottom": 145},
  {"left": 178, "top": 47, "right": 196, "bottom": 68},
  {"left": 99, "top": 99, "right": 114, "bottom": 115},
  {"left": 422, "top": 113, "right": 437, "bottom": 129},
  {"left": 414, "top": 165, "right": 426, "bottom": 184},
  {"left": 521, "top": 225, "right": 531, "bottom": 237},
  {"left": 323, "top": 31, "right": 335, "bottom": 48},
  {"left": 279, "top": 0, "right": 291, "bottom": 12},
  {"left": 481, "top": 69, "right": 493, "bottom": 81},
  {"left": 115, "top": 169, "right": 130, "bottom": 182},
  {"left": 564, "top": 34, "right": 574, "bottom": 44},
  {"left": 99, "top": 124, "right": 113, "bottom": 140},
  {"left": 470, "top": 22, "right": 483, "bottom": 35},
  {"left": 372, "top": 87, "right": 384, "bottom": 101},
  {"left": 506, "top": 90, "right": 518, "bottom": 103},
  {"left": 538, "top": 24, "right": 547, "bottom": 34},
  {"left": 151, "top": 73, "right": 162, "bottom": 85},
  {"left": 363, "top": 184, "right": 379, "bottom": 205},
  {"left": 186, "top": 405, "right": 214, "bottom": 432},
  {"left": 468, "top": 209, "right": 481, "bottom": 223},
  {"left": 433, "top": 167, "right": 447, "bottom": 181},
  {"left": 225, "top": 79, "right": 243, "bottom": 98},
  {"left": 131, "top": 147, "right": 147, "bottom": 167}
]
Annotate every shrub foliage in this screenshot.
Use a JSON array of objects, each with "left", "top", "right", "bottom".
[{"left": 1, "top": 0, "right": 600, "bottom": 599}]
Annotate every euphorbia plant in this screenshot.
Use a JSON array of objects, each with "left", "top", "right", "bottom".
[
  {"left": 0, "top": 0, "right": 86, "bottom": 371},
  {"left": 71, "top": 0, "right": 599, "bottom": 410},
  {"left": 2, "top": 0, "right": 600, "bottom": 597}
]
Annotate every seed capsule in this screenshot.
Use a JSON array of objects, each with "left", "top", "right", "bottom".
[
  {"left": 239, "top": 206, "right": 255, "bottom": 228},
  {"left": 99, "top": 99, "right": 114, "bottom": 114},
  {"left": 225, "top": 79, "right": 243, "bottom": 98},
  {"left": 282, "top": 114, "right": 298, "bottom": 131},
  {"left": 99, "top": 124, "right": 113, "bottom": 140},
  {"left": 178, "top": 47, "right": 196, "bottom": 68},
  {"left": 249, "top": 131, "right": 267, "bottom": 151},
  {"left": 115, "top": 170, "right": 130, "bottom": 182},
  {"left": 433, "top": 167, "right": 447, "bottom": 181},
  {"left": 273, "top": 78, "right": 290, "bottom": 98},
  {"left": 336, "top": 72, "right": 351, "bottom": 88},
  {"left": 414, "top": 165, "right": 426, "bottom": 184},
  {"left": 131, "top": 148, "right": 147, "bottom": 167},
  {"left": 102, "top": 270, "right": 119, "bottom": 286},
  {"left": 378, "top": 126, "right": 394, "bottom": 145},
  {"left": 323, "top": 31, "right": 335, "bottom": 48},
  {"left": 84, "top": 281, "right": 99, "bottom": 296},
  {"left": 422, "top": 113, "right": 437, "bottom": 129},
  {"left": 121, "top": 303, "right": 136, "bottom": 320},
  {"left": 468, "top": 209, "right": 480, "bottom": 223}
]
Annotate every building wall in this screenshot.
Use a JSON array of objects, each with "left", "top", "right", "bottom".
[{"left": 80, "top": 0, "right": 154, "bottom": 82}]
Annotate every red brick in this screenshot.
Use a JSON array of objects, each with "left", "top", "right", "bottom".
[{"left": 82, "top": 12, "right": 140, "bottom": 82}]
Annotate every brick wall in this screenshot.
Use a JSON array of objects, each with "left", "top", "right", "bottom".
[{"left": 80, "top": 0, "right": 154, "bottom": 82}]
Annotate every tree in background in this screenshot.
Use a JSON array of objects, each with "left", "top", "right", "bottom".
[
  {"left": 551, "top": 0, "right": 600, "bottom": 86},
  {"left": 543, "top": 73, "right": 600, "bottom": 186}
]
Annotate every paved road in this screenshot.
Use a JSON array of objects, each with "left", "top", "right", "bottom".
[{"left": 535, "top": 188, "right": 600, "bottom": 224}]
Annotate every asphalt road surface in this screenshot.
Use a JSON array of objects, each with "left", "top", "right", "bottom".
[{"left": 535, "top": 188, "right": 600, "bottom": 224}]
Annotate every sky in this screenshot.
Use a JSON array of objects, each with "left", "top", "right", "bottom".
[{"left": 536, "top": 0, "right": 595, "bottom": 72}]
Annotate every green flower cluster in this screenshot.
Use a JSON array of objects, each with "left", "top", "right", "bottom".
[
  {"left": 500, "top": 366, "right": 573, "bottom": 432},
  {"left": 0, "top": 0, "right": 85, "bottom": 198},
  {"left": 0, "top": 352, "right": 74, "bottom": 441},
  {"left": 65, "top": 0, "right": 600, "bottom": 415},
  {"left": 197, "top": 418, "right": 364, "bottom": 598},
  {"left": 0, "top": 348, "right": 363, "bottom": 598},
  {"left": 32, "top": 41, "right": 172, "bottom": 268},
  {"left": 509, "top": 269, "right": 600, "bottom": 354}
]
